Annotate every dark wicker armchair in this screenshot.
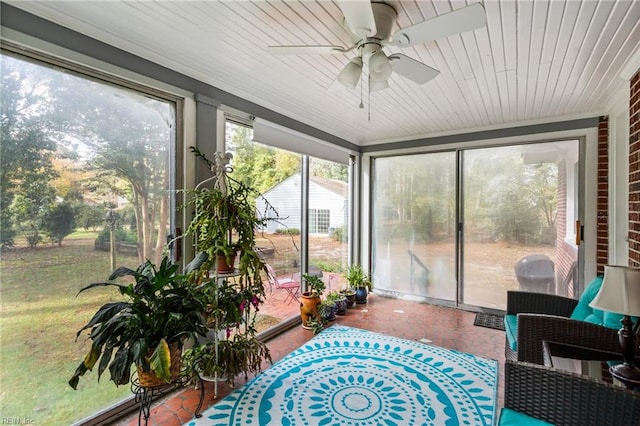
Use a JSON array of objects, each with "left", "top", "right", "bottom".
[
  {"left": 502, "top": 361, "right": 640, "bottom": 426},
  {"left": 505, "top": 290, "right": 620, "bottom": 364}
]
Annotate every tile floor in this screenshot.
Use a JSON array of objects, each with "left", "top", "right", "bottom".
[{"left": 115, "top": 294, "right": 505, "bottom": 425}]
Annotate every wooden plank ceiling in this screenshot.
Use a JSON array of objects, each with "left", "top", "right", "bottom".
[{"left": 6, "top": 0, "right": 640, "bottom": 147}]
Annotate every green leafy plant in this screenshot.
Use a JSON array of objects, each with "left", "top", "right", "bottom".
[
  {"left": 306, "top": 316, "right": 326, "bottom": 335},
  {"left": 302, "top": 273, "right": 326, "bottom": 296},
  {"left": 345, "top": 264, "right": 372, "bottom": 291},
  {"left": 325, "top": 290, "right": 340, "bottom": 305},
  {"left": 182, "top": 334, "right": 272, "bottom": 386},
  {"left": 181, "top": 149, "right": 277, "bottom": 388},
  {"left": 275, "top": 228, "right": 300, "bottom": 235},
  {"left": 68, "top": 256, "right": 208, "bottom": 389},
  {"left": 185, "top": 148, "right": 281, "bottom": 292}
]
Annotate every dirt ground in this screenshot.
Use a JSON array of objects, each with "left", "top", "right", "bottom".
[
  {"left": 3, "top": 233, "right": 559, "bottom": 313},
  {"left": 256, "top": 233, "right": 559, "bottom": 311}
]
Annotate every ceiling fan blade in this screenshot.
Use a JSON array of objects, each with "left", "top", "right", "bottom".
[
  {"left": 390, "top": 3, "right": 486, "bottom": 46},
  {"left": 267, "top": 45, "right": 346, "bottom": 55},
  {"left": 389, "top": 54, "right": 440, "bottom": 84},
  {"left": 337, "top": 0, "right": 377, "bottom": 38}
]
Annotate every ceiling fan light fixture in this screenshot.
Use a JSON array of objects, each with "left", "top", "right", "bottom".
[
  {"left": 337, "top": 57, "right": 363, "bottom": 89},
  {"left": 369, "top": 51, "right": 392, "bottom": 82},
  {"left": 369, "top": 78, "right": 389, "bottom": 93}
]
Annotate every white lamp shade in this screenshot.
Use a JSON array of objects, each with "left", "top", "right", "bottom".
[
  {"left": 369, "top": 51, "right": 392, "bottom": 82},
  {"left": 337, "top": 57, "right": 362, "bottom": 89},
  {"left": 589, "top": 265, "right": 640, "bottom": 316},
  {"left": 369, "top": 78, "right": 389, "bottom": 92}
]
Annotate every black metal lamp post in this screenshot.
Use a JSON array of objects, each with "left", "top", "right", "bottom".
[{"left": 105, "top": 209, "right": 117, "bottom": 271}]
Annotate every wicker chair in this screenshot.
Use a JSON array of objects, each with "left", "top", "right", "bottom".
[
  {"left": 502, "top": 361, "right": 640, "bottom": 426},
  {"left": 505, "top": 290, "right": 620, "bottom": 364}
]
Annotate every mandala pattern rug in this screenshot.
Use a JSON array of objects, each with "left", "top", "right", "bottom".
[{"left": 186, "top": 325, "right": 498, "bottom": 426}]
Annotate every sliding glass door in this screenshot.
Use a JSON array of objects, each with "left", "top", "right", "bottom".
[
  {"left": 371, "top": 140, "right": 581, "bottom": 311},
  {"left": 461, "top": 141, "right": 580, "bottom": 309},
  {"left": 372, "top": 152, "right": 457, "bottom": 302}
]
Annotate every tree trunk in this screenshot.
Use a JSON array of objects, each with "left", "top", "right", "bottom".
[
  {"left": 153, "top": 191, "right": 169, "bottom": 265},
  {"left": 140, "top": 193, "right": 152, "bottom": 262}
]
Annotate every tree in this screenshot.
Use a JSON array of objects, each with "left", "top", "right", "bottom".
[
  {"left": 1, "top": 54, "right": 59, "bottom": 247},
  {"left": 41, "top": 202, "right": 76, "bottom": 246},
  {"left": 226, "top": 122, "right": 300, "bottom": 193},
  {"left": 1, "top": 51, "right": 176, "bottom": 262},
  {"left": 77, "top": 204, "right": 107, "bottom": 231},
  {"left": 46, "top": 71, "right": 174, "bottom": 264},
  {"left": 310, "top": 158, "right": 348, "bottom": 181}
]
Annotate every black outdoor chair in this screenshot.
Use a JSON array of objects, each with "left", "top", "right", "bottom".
[
  {"left": 500, "top": 361, "right": 640, "bottom": 426},
  {"left": 504, "top": 280, "right": 621, "bottom": 365}
]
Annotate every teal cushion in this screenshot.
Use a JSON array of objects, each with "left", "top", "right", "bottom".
[
  {"left": 570, "top": 276, "right": 604, "bottom": 324},
  {"left": 504, "top": 315, "right": 518, "bottom": 351},
  {"left": 569, "top": 276, "right": 637, "bottom": 329},
  {"left": 603, "top": 311, "right": 632, "bottom": 329},
  {"left": 498, "top": 408, "right": 553, "bottom": 426}
]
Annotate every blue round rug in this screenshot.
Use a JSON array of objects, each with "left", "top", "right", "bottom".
[{"left": 187, "top": 325, "right": 497, "bottom": 426}]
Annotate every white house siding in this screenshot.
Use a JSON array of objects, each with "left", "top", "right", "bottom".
[{"left": 256, "top": 174, "right": 347, "bottom": 234}]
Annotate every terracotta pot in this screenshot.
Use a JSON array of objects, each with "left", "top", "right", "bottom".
[
  {"left": 216, "top": 252, "right": 237, "bottom": 273},
  {"left": 299, "top": 292, "right": 321, "bottom": 329}
]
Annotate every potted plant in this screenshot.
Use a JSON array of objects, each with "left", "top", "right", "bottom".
[
  {"left": 300, "top": 273, "right": 325, "bottom": 329},
  {"left": 306, "top": 316, "right": 326, "bottom": 335},
  {"left": 186, "top": 148, "right": 273, "bottom": 280},
  {"left": 326, "top": 290, "right": 346, "bottom": 316},
  {"left": 182, "top": 333, "right": 271, "bottom": 386},
  {"left": 340, "top": 284, "right": 357, "bottom": 308},
  {"left": 183, "top": 149, "right": 276, "bottom": 390},
  {"left": 68, "top": 256, "right": 208, "bottom": 390},
  {"left": 200, "top": 278, "right": 244, "bottom": 329},
  {"left": 319, "top": 298, "right": 337, "bottom": 322},
  {"left": 345, "top": 264, "right": 372, "bottom": 304}
]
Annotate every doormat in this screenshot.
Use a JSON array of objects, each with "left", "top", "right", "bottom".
[{"left": 474, "top": 312, "right": 505, "bottom": 331}]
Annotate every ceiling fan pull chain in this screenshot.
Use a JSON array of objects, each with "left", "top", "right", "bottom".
[
  {"left": 359, "top": 68, "right": 364, "bottom": 109},
  {"left": 368, "top": 77, "right": 371, "bottom": 122}
]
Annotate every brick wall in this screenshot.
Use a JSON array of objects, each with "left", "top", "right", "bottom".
[
  {"left": 596, "top": 116, "right": 609, "bottom": 275},
  {"left": 630, "top": 70, "right": 640, "bottom": 266},
  {"left": 555, "top": 160, "right": 577, "bottom": 296}
]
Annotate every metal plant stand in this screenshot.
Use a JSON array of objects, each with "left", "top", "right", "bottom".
[{"left": 131, "top": 373, "right": 205, "bottom": 426}]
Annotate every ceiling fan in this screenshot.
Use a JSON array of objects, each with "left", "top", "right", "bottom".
[{"left": 268, "top": 1, "right": 487, "bottom": 93}]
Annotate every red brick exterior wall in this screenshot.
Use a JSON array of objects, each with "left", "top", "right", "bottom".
[
  {"left": 555, "top": 161, "right": 577, "bottom": 297},
  {"left": 597, "top": 116, "right": 609, "bottom": 275},
  {"left": 630, "top": 70, "right": 640, "bottom": 266}
]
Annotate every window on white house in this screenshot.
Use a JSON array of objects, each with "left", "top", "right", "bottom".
[{"left": 309, "top": 209, "right": 331, "bottom": 234}]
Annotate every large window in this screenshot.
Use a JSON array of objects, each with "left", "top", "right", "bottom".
[
  {"left": 225, "top": 120, "right": 350, "bottom": 326},
  {"left": 0, "top": 50, "right": 177, "bottom": 423},
  {"left": 225, "top": 121, "right": 302, "bottom": 329}
]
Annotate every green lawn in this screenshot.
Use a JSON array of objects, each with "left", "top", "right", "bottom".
[{"left": 0, "top": 233, "right": 138, "bottom": 424}]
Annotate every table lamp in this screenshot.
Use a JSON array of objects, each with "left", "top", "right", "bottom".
[{"left": 589, "top": 265, "right": 640, "bottom": 387}]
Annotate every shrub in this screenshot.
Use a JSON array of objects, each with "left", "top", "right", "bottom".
[
  {"left": 276, "top": 228, "right": 300, "bottom": 235},
  {"left": 330, "top": 225, "right": 347, "bottom": 243},
  {"left": 95, "top": 227, "right": 137, "bottom": 246}
]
